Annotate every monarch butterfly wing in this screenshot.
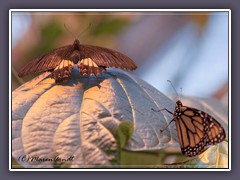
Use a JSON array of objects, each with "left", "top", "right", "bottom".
[
  {"left": 79, "top": 44, "right": 137, "bottom": 71},
  {"left": 176, "top": 106, "right": 226, "bottom": 157},
  {"left": 18, "top": 45, "right": 73, "bottom": 77},
  {"left": 193, "top": 108, "right": 226, "bottom": 145}
]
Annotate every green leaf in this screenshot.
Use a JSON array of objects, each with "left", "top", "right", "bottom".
[
  {"left": 116, "top": 120, "right": 134, "bottom": 149},
  {"left": 12, "top": 157, "right": 23, "bottom": 169}
]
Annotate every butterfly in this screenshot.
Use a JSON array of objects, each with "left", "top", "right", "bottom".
[
  {"left": 152, "top": 81, "right": 226, "bottom": 157},
  {"left": 18, "top": 39, "right": 137, "bottom": 81}
]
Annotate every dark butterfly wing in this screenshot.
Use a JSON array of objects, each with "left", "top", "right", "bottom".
[
  {"left": 18, "top": 41, "right": 137, "bottom": 80},
  {"left": 18, "top": 45, "right": 73, "bottom": 77},
  {"left": 176, "top": 106, "right": 226, "bottom": 157},
  {"left": 79, "top": 44, "right": 137, "bottom": 70}
]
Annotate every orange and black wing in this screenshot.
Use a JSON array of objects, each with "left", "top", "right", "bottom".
[{"left": 175, "top": 106, "right": 226, "bottom": 157}]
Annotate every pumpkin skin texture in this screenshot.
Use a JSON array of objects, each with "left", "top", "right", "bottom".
[{"left": 12, "top": 69, "right": 228, "bottom": 168}]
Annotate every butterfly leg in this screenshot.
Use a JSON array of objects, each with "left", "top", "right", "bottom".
[
  {"left": 151, "top": 107, "right": 175, "bottom": 132},
  {"left": 160, "top": 118, "right": 175, "bottom": 132},
  {"left": 151, "top": 108, "right": 173, "bottom": 115}
]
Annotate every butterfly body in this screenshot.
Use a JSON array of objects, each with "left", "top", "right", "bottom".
[
  {"left": 152, "top": 99, "right": 226, "bottom": 157},
  {"left": 172, "top": 99, "right": 226, "bottom": 157},
  {"left": 18, "top": 39, "right": 137, "bottom": 81}
]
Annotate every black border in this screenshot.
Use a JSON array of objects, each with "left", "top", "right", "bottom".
[{"left": 1, "top": 0, "right": 239, "bottom": 179}]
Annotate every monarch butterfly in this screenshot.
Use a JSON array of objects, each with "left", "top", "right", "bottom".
[
  {"left": 18, "top": 39, "right": 137, "bottom": 81},
  {"left": 152, "top": 81, "right": 226, "bottom": 157}
]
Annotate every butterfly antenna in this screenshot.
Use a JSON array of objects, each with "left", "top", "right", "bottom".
[
  {"left": 64, "top": 24, "right": 77, "bottom": 39},
  {"left": 167, "top": 80, "right": 180, "bottom": 99},
  {"left": 160, "top": 119, "right": 175, "bottom": 132},
  {"left": 180, "top": 87, "right": 183, "bottom": 101},
  {"left": 76, "top": 23, "right": 92, "bottom": 40}
]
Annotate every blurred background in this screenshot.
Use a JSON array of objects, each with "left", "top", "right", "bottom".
[{"left": 11, "top": 11, "right": 229, "bottom": 106}]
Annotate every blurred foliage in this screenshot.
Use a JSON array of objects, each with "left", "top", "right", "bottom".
[
  {"left": 12, "top": 157, "right": 23, "bottom": 168},
  {"left": 120, "top": 150, "right": 167, "bottom": 168},
  {"left": 119, "top": 140, "right": 228, "bottom": 168},
  {"left": 25, "top": 16, "right": 130, "bottom": 60},
  {"left": 13, "top": 14, "right": 132, "bottom": 89},
  {"left": 90, "top": 19, "right": 130, "bottom": 36},
  {"left": 116, "top": 120, "right": 134, "bottom": 149},
  {"left": 26, "top": 21, "right": 64, "bottom": 60}
]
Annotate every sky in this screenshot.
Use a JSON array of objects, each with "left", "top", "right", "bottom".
[{"left": 138, "top": 12, "right": 229, "bottom": 98}]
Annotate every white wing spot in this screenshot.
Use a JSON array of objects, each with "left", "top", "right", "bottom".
[
  {"left": 55, "top": 60, "right": 74, "bottom": 70},
  {"left": 79, "top": 58, "right": 98, "bottom": 67}
]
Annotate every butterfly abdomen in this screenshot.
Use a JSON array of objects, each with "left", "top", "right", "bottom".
[{"left": 69, "top": 50, "right": 81, "bottom": 64}]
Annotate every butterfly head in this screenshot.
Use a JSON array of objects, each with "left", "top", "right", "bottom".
[
  {"left": 174, "top": 99, "right": 182, "bottom": 117},
  {"left": 176, "top": 99, "right": 182, "bottom": 107},
  {"left": 73, "top": 39, "right": 80, "bottom": 46}
]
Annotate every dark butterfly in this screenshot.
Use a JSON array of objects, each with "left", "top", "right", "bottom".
[
  {"left": 18, "top": 39, "right": 137, "bottom": 81},
  {"left": 152, "top": 82, "right": 226, "bottom": 157}
]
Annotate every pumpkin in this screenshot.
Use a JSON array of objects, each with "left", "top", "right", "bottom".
[{"left": 12, "top": 69, "right": 228, "bottom": 168}]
